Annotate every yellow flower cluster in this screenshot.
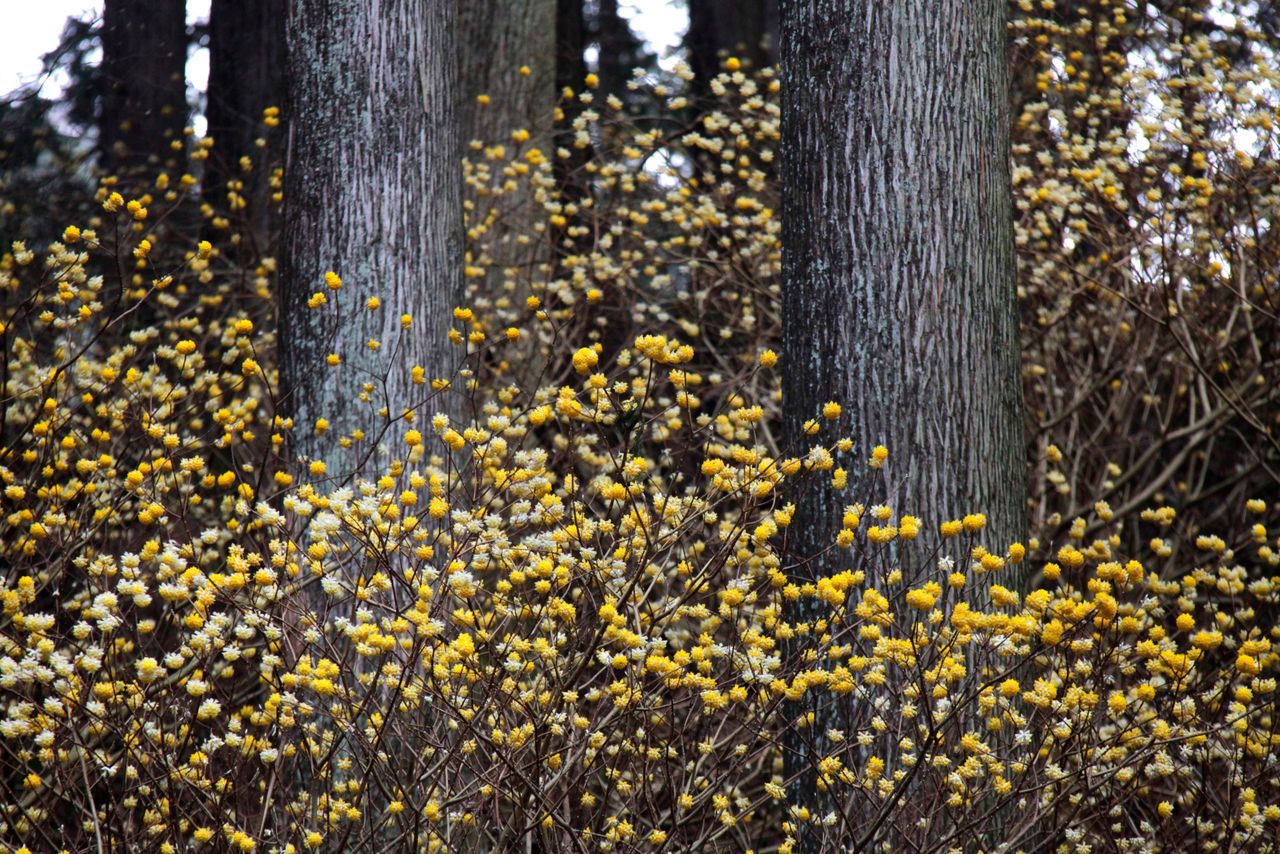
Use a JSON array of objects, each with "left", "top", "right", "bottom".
[{"left": 1, "top": 26, "right": 1278, "bottom": 852}]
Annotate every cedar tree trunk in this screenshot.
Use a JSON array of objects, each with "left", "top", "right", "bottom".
[
  {"left": 686, "top": 0, "right": 777, "bottom": 95},
  {"left": 779, "top": 0, "right": 1025, "bottom": 848},
  {"left": 203, "top": 0, "right": 286, "bottom": 252},
  {"left": 280, "top": 0, "right": 463, "bottom": 478},
  {"left": 99, "top": 0, "right": 188, "bottom": 177}
]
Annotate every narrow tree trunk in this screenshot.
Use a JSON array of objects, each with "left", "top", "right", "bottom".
[
  {"left": 594, "top": 0, "right": 653, "bottom": 100},
  {"left": 203, "top": 0, "right": 285, "bottom": 253},
  {"left": 555, "top": 0, "right": 590, "bottom": 187},
  {"left": 553, "top": 0, "right": 591, "bottom": 252},
  {"left": 99, "top": 0, "right": 188, "bottom": 178},
  {"left": 280, "top": 0, "right": 463, "bottom": 479},
  {"left": 780, "top": 0, "right": 1025, "bottom": 848},
  {"left": 557, "top": 0, "right": 589, "bottom": 99},
  {"left": 686, "top": 0, "right": 777, "bottom": 95}
]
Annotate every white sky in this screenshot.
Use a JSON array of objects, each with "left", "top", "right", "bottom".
[{"left": 0, "top": 1, "right": 685, "bottom": 100}]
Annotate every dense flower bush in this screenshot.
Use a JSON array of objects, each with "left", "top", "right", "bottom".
[{"left": 1, "top": 3, "right": 1278, "bottom": 852}]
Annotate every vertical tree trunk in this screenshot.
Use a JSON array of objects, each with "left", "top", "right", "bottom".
[
  {"left": 458, "top": 0, "right": 556, "bottom": 148},
  {"left": 594, "top": 0, "right": 654, "bottom": 100},
  {"left": 280, "top": 0, "right": 463, "bottom": 478},
  {"left": 553, "top": 0, "right": 591, "bottom": 251},
  {"left": 686, "top": 0, "right": 777, "bottom": 95},
  {"left": 779, "top": 0, "right": 1025, "bottom": 848},
  {"left": 203, "top": 0, "right": 285, "bottom": 253},
  {"left": 99, "top": 0, "right": 188, "bottom": 178},
  {"left": 457, "top": 0, "right": 556, "bottom": 319},
  {"left": 557, "top": 0, "right": 589, "bottom": 101}
]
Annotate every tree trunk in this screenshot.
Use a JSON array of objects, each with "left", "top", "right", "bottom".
[
  {"left": 779, "top": 0, "right": 1025, "bottom": 848},
  {"left": 557, "top": 0, "right": 589, "bottom": 100},
  {"left": 458, "top": 0, "right": 556, "bottom": 148},
  {"left": 457, "top": 0, "right": 556, "bottom": 320},
  {"left": 552, "top": 0, "right": 591, "bottom": 258},
  {"left": 555, "top": 0, "right": 590, "bottom": 186},
  {"left": 279, "top": 0, "right": 463, "bottom": 479},
  {"left": 594, "top": 0, "right": 654, "bottom": 100},
  {"left": 203, "top": 0, "right": 285, "bottom": 254},
  {"left": 99, "top": 0, "right": 188, "bottom": 178},
  {"left": 686, "top": 0, "right": 777, "bottom": 95}
]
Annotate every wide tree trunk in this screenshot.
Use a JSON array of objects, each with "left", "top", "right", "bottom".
[
  {"left": 458, "top": 0, "right": 556, "bottom": 148},
  {"left": 779, "top": 0, "right": 1025, "bottom": 848},
  {"left": 99, "top": 0, "right": 187, "bottom": 178},
  {"left": 203, "top": 0, "right": 285, "bottom": 254},
  {"left": 280, "top": 0, "right": 463, "bottom": 479},
  {"left": 686, "top": 0, "right": 777, "bottom": 94}
]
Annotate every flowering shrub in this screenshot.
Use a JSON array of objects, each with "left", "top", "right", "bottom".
[{"left": 2, "top": 5, "right": 1279, "bottom": 851}]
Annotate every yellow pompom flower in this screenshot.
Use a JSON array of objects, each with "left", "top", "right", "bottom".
[
  {"left": 905, "top": 588, "right": 935, "bottom": 610},
  {"left": 572, "top": 346, "right": 599, "bottom": 374}
]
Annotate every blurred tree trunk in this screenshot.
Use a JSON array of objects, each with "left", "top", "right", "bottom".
[
  {"left": 554, "top": 0, "right": 634, "bottom": 357},
  {"left": 557, "top": 0, "right": 589, "bottom": 100},
  {"left": 203, "top": 0, "right": 285, "bottom": 254},
  {"left": 280, "top": 0, "right": 463, "bottom": 478},
  {"left": 686, "top": 0, "right": 777, "bottom": 94},
  {"left": 457, "top": 0, "right": 556, "bottom": 286},
  {"left": 553, "top": 0, "right": 590, "bottom": 239},
  {"left": 99, "top": 0, "right": 187, "bottom": 178},
  {"left": 594, "top": 0, "right": 654, "bottom": 99},
  {"left": 780, "top": 0, "right": 1025, "bottom": 849}
]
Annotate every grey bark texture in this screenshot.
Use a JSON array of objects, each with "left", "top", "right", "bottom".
[
  {"left": 279, "top": 0, "right": 463, "bottom": 478},
  {"left": 779, "top": 0, "right": 1026, "bottom": 847},
  {"left": 203, "top": 0, "right": 286, "bottom": 253},
  {"left": 457, "top": 0, "right": 557, "bottom": 300},
  {"left": 458, "top": 0, "right": 556, "bottom": 148},
  {"left": 99, "top": 0, "right": 187, "bottom": 178}
]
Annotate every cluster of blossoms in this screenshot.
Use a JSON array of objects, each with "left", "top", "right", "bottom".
[
  {"left": 2, "top": 197, "right": 1278, "bottom": 850},
  {"left": 2, "top": 2, "right": 1279, "bottom": 850}
]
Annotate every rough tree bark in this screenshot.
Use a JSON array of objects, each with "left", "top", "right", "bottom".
[
  {"left": 99, "top": 0, "right": 187, "bottom": 178},
  {"left": 779, "top": 0, "right": 1025, "bottom": 848},
  {"left": 203, "top": 0, "right": 285, "bottom": 253},
  {"left": 686, "top": 0, "right": 778, "bottom": 95},
  {"left": 279, "top": 0, "right": 463, "bottom": 478}
]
